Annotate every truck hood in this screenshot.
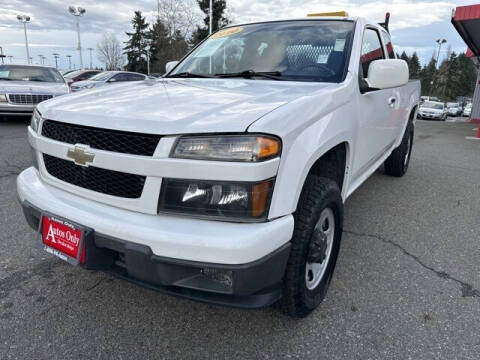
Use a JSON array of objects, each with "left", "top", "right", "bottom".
[
  {"left": 0, "top": 80, "right": 69, "bottom": 95},
  {"left": 38, "top": 78, "right": 330, "bottom": 134}
]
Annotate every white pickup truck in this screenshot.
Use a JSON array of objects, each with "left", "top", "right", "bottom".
[{"left": 17, "top": 14, "right": 420, "bottom": 317}]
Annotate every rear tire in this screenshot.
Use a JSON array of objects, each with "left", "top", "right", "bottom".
[
  {"left": 384, "top": 123, "right": 414, "bottom": 177},
  {"left": 282, "top": 176, "right": 343, "bottom": 318}
]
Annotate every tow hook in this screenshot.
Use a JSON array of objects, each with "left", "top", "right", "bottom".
[{"left": 308, "top": 228, "right": 327, "bottom": 263}]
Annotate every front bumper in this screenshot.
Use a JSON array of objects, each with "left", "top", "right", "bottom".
[
  {"left": 17, "top": 167, "right": 294, "bottom": 308},
  {"left": 418, "top": 112, "right": 442, "bottom": 120},
  {"left": 0, "top": 103, "right": 35, "bottom": 116},
  {"left": 20, "top": 199, "right": 291, "bottom": 308}
]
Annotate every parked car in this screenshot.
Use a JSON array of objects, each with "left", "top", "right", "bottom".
[
  {"left": 417, "top": 101, "right": 447, "bottom": 120},
  {"left": 63, "top": 69, "right": 102, "bottom": 86},
  {"left": 446, "top": 102, "right": 462, "bottom": 117},
  {"left": 420, "top": 96, "right": 440, "bottom": 104},
  {"left": 0, "top": 64, "right": 70, "bottom": 117},
  {"left": 463, "top": 103, "right": 472, "bottom": 117},
  {"left": 148, "top": 73, "right": 165, "bottom": 78},
  {"left": 70, "top": 71, "right": 148, "bottom": 92},
  {"left": 18, "top": 15, "right": 420, "bottom": 317}
]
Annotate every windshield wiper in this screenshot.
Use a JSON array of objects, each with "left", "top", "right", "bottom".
[
  {"left": 215, "top": 70, "right": 285, "bottom": 80},
  {"left": 168, "top": 72, "right": 215, "bottom": 78}
]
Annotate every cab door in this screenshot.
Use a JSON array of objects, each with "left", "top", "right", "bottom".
[{"left": 352, "top": 27, "right": 395, "bottom": 180}]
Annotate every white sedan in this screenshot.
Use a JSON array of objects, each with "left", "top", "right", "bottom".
[{"left": 70, "top": 71, "right": 148, "bottom": 92}]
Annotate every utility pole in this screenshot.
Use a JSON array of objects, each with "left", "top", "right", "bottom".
[
  {"left": 66, "top": 55, "right": 72, "bottom": 69},
  {"left": 0, "top": 46, "right": 4, "bottom": 64},
  {"left": 209, "top": 0, "right": 213, "bottom": 35},
  {"left": 17, "top": 14, "right": 31, "bottom": 64},
  {"left": 52, "top": 53, "right": 60, "bottom": 69},
  {"left": 87, "top": 47, "right": 93, "bottom": 69},
  {"left": 68, "top": 6, "right": 86, "bottom": 69}
]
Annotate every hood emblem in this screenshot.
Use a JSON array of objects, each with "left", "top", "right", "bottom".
[{"left": 67, "top": 145, "right": 95, "bottom": 166}]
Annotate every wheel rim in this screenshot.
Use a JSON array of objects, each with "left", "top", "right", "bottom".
[
  {"left": 305, "top": 208, "right": 335, "bottom": 290},
  {"left": 404, "top": 132, "right": 412, "bottom": 168}
]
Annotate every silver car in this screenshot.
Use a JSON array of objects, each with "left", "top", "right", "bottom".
[
  {"left": 70, "top": 71, "right": 148, "bottom": 92},
  {"left": 0, "top": 64, "right": 70, "bottom": 117}
]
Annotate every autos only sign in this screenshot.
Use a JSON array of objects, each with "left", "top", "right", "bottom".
[{"left": 41, "top": 215, "right": 84, "bottom": 265}]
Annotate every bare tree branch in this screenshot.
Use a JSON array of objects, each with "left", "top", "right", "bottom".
[{"left": 96, "top": 33, "right": 125, "bottom": 70}]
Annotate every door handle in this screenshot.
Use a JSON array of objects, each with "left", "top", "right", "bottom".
[{"left": 388, "top": 97, "right": 397, "bottom": 107}]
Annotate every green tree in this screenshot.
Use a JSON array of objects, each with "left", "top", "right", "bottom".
[
  {"left": 457, "top": 53, "right": 477, "bottom": 98},
  {"left": 419, "top": 57, "right": 437, "bottom": 96},
  {"left": 148, "top": 17, "right": 170, "bottom": 73},
  {"left": 192, "top": 0, "right": 229, "bottom": 44},
  {"left": 124, "top": 11, "right": 149, "bottom": 73},
  {"left": 399, "top": 51, "right": 409, "bottom": 63},
  {"left": 409, "top": 52, "right": 421, "bottom": 79}
]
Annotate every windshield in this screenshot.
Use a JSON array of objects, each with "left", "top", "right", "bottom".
[
  {"left": 170, "top": 20, "right": 355, "bottom": 82},
  {"left": 64, "top": 70, "right": 84, "bottom": 79},
  {"left": 90, "top": 72, "right": 113, "bottom": 81},
  {"left": 0, "top": 65, "right": 64, "bottom": 83},
  {"left": 422, "top": 102, "right": 444, "bottom": 110}
]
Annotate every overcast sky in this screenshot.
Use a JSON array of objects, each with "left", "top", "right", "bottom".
[{"left": 0, "top": 0, "right": 474, "bottom": 70}]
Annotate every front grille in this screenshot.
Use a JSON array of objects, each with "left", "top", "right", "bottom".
[
  {"left": 41, "top": 120, "right": 161, "bottom": 156},
  {"left": 8, "top": 94, "right": 53, "bottom": 104},
  {"left": 43, "top": 154, "right": 146, "bottom": 198}
]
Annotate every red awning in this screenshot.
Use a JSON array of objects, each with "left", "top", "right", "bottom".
[{"left": 452, "top": 4, "right": 480, "bottom": 56}]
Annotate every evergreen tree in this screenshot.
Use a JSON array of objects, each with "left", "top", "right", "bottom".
[
  {"left": 457, "top": 53, "right": 477, "bottom": 98},
  {"left": 192, "top": 0, "right": 229, "bottom": 44},
  {"left": 124, "top": 11, "right": 149, "bottom": 73},
  {"left": 419, "top": 57, "right": 437, "bottom": 96},
  {"left": 148, "top": 17, "right": 170, "bottom": 73},
  {"left": 399, "top": 51, "right": 409, "bottom": 63},
  {"left": 409, "top": 52, "right": 421, "bottom": 79}
]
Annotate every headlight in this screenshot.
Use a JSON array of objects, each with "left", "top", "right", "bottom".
[
  {"left": 171, "top": 135, "right": 281, "bottom": 162},
  {"left": 0, "top": 94, "right": 6, "bottom": 103},
  {"left": 30, "top": 109, "right": 42, "bottom": 132},
  {"left": 159, "top": 178, "right": 274, "bottom": 221}
]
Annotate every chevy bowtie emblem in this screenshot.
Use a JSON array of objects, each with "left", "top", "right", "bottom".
[{"left": 67, "top": 145, "right": 95, "bottom": 166}]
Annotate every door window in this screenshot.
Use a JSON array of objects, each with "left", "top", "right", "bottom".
[
  {"left": 360, "top": 28, "right": 385, "bottom": 78},
  {"left": 381, "top": 31, "right": 395, "bottom": 59}
]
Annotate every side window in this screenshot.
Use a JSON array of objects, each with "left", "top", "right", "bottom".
[
  {"left": 381, "top": 31, "right": 395, "bottom": 59},
  {"left": 127, "top": 74, "right": 145, "bottom": 81},
  {"left": 360, "top": 28, "right": 385, "bottom": 79},
  {"left": 112, "top": 73, "right": 126, "bottom": 81}
]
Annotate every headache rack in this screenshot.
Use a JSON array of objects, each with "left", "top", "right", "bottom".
[{"left": 379, "top": 12, "right": 391, "bottom": 33}]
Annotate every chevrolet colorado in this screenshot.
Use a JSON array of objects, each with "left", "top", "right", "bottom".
[{"left": 17, "top": 15, "right": 420, "bottom": 317}]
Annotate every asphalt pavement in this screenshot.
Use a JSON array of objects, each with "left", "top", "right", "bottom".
[{"left": 0, "top": 117, "right": 479, "bottom": 359}]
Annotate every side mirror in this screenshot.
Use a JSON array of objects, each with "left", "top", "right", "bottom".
[
  {"left": 365, "top": 59, "right": 409, "bottom": 91},
  {"left": 165, "top": 61, "right": 179, "bottom": 74}
]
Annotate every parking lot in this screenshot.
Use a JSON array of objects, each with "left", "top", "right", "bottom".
[{"left": 0, "top": 118, "right": 479, "bottom": 359}]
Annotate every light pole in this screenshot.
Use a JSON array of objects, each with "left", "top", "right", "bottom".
[
  {"left": 209, "top": 0, "right": 213, "bottom": 35},
  {"left": 87, "top": 47, "right": 93, "bottom": 69},
  {"left": 17, "top": 14, "right": 31, "bottom": 64},
  {"left": 66, "top": 55, "right": 72, "bottom": 69},
  {"left": 0, "top": 46, "right": 4, "bottom": 64},
  {"left": 435, "top": 39, "right": 447, "bottom": 68},
  {"left": 68, "top": 6, "right": 86, "bottom": 69},
  {"left": 52, "top": 53, "right": 60, "bottom": 69},
  {"left": 429, "top": 39, "right": 447, "bottom": 97},
  {"left": 38, "top": 54, "right": 43, "bottom": 64}
]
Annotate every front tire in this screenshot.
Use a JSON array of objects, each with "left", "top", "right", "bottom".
[
  {"left": 282, "top": 176, "right": 343, "bottom": 318},
  {"left": 384, "top": 123, "right": 414, "bottom": 177}
]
